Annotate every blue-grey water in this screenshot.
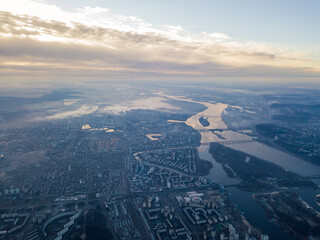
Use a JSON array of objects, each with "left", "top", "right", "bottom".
[
  {"left": 179, "top": 96, "right": 320, "bottom": 239},
  {"left": 198, "top": 142, "right": 320, "bottom": 240},
  {"left": 228, "top": 187, "right": 298, "bottom": 240}
]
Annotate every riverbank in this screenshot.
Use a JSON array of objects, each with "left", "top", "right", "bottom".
[
  {"left": 209, "top": 142, "right": 317, "bottom": 190},
  {"left": 254, "top": 191, "right": 320, "bottom": 240}
]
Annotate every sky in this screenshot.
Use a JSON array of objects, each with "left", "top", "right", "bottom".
[{"left": 0, "top": 0, "right": 320, "bottom": 82}]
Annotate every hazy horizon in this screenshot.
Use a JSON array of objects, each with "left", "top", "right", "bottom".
[{"left": 1, "top": 0, "right": 320, "bottom": 83}]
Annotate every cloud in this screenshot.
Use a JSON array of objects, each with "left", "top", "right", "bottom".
[
  {"left": 0, "top": 0, "right": 319, "bottom": 81},
  {"left": 100, "top": 97, "right": 179, "bottom": 114},
  {"left": 44, "top": 105, "right": 98, "bottom": 119}
]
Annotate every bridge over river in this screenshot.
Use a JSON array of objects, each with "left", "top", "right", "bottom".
[{"left": 201, "top": 139, "right": 255, "bottom": 146}]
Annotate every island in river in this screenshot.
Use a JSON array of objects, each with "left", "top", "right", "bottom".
[
  {"left": 254, "top": 191, "right": 320, "bottom": 240},
  {"left": 209, "top": 142, "right": 317, "bottom": 191}
]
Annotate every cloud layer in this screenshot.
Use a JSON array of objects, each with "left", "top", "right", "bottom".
[
  {"left": 100, "top": 97, "right": 179, "bottom": 114},
  {"left": 0, "top": 0, "right": 319, "bottom": 81},
  {"left": 44, "top": 105, "right": 98, "bottom": 119}
]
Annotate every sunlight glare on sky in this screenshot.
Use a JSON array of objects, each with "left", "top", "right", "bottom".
[{"left": 0, "top": 0, "right": 319, "bottom": 82}]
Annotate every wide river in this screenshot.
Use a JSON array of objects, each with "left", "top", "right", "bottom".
[{"left": 162, "top": 93, "right": 320, "bottom": 239}]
